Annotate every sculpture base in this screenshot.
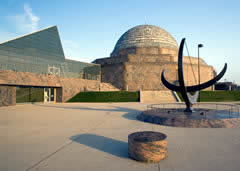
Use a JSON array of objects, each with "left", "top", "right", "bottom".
[
  {"left": 138, "top": 108, "right": 240, "bottom": 128},
  {"left": 184, "top": 107, "right": 193, "bottom": 113},
  {"left": 128, "top": 131, "right": 167, "bottom": 163}
]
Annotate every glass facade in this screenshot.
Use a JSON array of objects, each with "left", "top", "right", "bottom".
[
  {"left": 0, "top": 26, "right": 100, "bottom": 80},
  {"left": 16, "top": 86, "right": 44, "bottom": 103}
]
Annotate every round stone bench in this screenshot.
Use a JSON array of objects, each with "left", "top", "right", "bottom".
[{"left": 128, "top": 131, "right": 167, "bottom": 163}]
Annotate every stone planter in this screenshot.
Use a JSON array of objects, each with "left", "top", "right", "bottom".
[{"left": 128, "top": 131, "right": 167, "bottom": 163}]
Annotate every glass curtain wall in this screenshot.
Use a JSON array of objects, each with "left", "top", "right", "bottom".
[
  {"left": 0, "top": 26, "right": 100, "bottom": 80},
  {"left": 16, "top": 86, "right": 44, "bottom": 103}
]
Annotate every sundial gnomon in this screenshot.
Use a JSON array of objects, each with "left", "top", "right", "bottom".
[{"left": 161, "top": 38, "right": 227, "bottom": 112}]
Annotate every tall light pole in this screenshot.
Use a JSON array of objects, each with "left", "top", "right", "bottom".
[{"left": 198, "top": 44, "right": 203, "bottom": 102}]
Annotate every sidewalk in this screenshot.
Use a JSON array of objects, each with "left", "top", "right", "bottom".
[{"left": 1, "top": 103, "right": 240, "bottom": 171}]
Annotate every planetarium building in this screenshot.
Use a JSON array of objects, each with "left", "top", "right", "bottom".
[
  {"left": 95, "top": 25, "right": 215, "bottom": 91},
  {"left": 0, "top": 25, "right": 215, "bottom": 106}
]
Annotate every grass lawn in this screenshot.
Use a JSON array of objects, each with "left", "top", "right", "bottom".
[
  {"left": 177, "top": 91, "right": 240, "bottom": 102},
  {"left": 68, "top": 91, "right": 140, "bottom": 102}
]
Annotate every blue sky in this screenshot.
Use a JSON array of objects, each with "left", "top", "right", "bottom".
[{"left": 0, "top": 0, "right": 239, "bottom": 84}]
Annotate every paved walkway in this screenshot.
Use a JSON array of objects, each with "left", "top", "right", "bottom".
[{"left": 1, "top": 103, "right": 240, "bottom": 171}]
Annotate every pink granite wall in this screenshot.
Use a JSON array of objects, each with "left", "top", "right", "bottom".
[
  {"left": 98, "top": 58, "right": 214, "bottom": 92},
  {"left": 100, "top": 64, "right": 125, "bottom": 89},
  {"left": 96, "top": 47, "right": 215, "bottom": 92},
  {"left": 0, "top": 70, "right": 101, "bottom": 103},
  {"left": 0, "top": 86, "right": 16, "bottom": 106},
  {"left": 124, "top": 62, "right": 214, "bottom": 91}
]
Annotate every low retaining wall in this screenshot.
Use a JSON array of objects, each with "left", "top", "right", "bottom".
[{"left": 140, "top": 90, "right": 178, "bottom": 103}]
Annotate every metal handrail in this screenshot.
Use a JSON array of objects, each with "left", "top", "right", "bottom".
[{"left": 147, "top": 103, "right": 240, "bottom": 116}]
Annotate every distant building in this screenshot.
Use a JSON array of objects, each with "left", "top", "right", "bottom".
[
  {"left": 94, "top": 25, "right": 215, "bottom": 91},
  {"left": 215, "top": 82, "right": 239, "bottom": 91}
]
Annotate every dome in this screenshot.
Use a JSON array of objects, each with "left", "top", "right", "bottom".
[{"left": 111, "top": 25, "right": 178, "bottom": 56}]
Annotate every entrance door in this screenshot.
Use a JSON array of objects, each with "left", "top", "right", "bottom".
[{"left": 44, "top": 88, "right": 55, "bottom": 102}]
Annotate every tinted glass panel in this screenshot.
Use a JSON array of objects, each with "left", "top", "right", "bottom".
[
  {"left": 0, "top": 26, "right": 100, "bottom": 80},
  {"left": 16, "top": 87, "right": 44, "bottom": 103}
]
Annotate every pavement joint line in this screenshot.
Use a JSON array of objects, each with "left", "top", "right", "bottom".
[
  {"left": 26, "top": 112, "right": 114, "bottom": 171},
  {"left": 26, "top": 140, "right": 74, "bottom": 171}
]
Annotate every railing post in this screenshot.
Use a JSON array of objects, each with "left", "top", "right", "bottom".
[
  {"left": 238, "top": 105, "right": 239, "bottom": 118},
  {"left": 228, "top": 104, "right": 231, "bottom": 118}
]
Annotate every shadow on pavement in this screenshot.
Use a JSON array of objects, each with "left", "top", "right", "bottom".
[
  {"left": 70, "top": 134, "right": 128, "bottom": 158},
  {"left": 122, "top": 112, "right": 139, "bottom": 120},
  {"left": 34, "top": 103, "right": 140, "bottom": 121}
]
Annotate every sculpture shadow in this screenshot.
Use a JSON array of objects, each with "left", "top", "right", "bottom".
[
  {"left": 70, "top": 134, "right": 128, "bottom": 158},
  {"left": 122, "top": 111, "right": 139, "bottom": 120},
  {"left": 34, "top": 104, "right": 140, "bottom": 121}
]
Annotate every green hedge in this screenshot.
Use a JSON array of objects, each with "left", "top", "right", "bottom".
[
  {"left": 177, "top": 91, "right": 240, "bottom": 102},
  {"left": 67, "top": 91, "right": 140, "bottom": 102}
]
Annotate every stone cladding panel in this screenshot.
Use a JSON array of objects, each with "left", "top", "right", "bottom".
[
  {"left": 0, "top": 86, "right": 16, "bottom": 106},
  {"left": 100, "top": 64, "right": 125, "bottom": 89},
  {"left": 95, "top": 49, "right": 215, "bottom": 92},
  {"left": 0, "top": 70, "right": 101, "bottom": 103},
  {"left": 124, "top": 62, "right": 214, "bottom": 91}
]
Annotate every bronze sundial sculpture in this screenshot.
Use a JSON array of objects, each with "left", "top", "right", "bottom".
[{"left": 161, "top": 38, "right": 227, "bottom": 112}]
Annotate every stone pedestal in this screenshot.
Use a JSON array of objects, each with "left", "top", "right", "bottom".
[{"left": 128, "top": 131, "right": 167, "bottom": 163}]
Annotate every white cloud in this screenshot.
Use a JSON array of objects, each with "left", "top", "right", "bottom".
[
  {"left": 62, "top": 40, "right": 81, "bottom": 60},
  {"left": 8, "top": 3, "right": 39, "bottom": 33}
]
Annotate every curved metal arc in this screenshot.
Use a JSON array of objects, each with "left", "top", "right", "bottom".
[
  {"left": 186, "top": 63, "right": 227, "bottom": 91},
  {"left": 161, "top": 63, "right": 227, "bottom": 92},
  {"left": 161, "top": 70, "right": 180, "bottom": 91},
  {"left": 161, "top": 37, "right": 227, "bottom": 112},
  {"left": 177, "top": 38, "right": 191, "bottom": 108}
]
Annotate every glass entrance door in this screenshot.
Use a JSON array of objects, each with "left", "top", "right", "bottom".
[
  {"left": 44, "top": 88, "right": 55, "bottom": 102},
  {"left": 50, "top": 88, "right": 55, "bottom": 102}
]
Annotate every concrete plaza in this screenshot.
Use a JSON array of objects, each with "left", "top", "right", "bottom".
[{"left": 1, "top": 102, "right": 240, "bottom": 171}]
